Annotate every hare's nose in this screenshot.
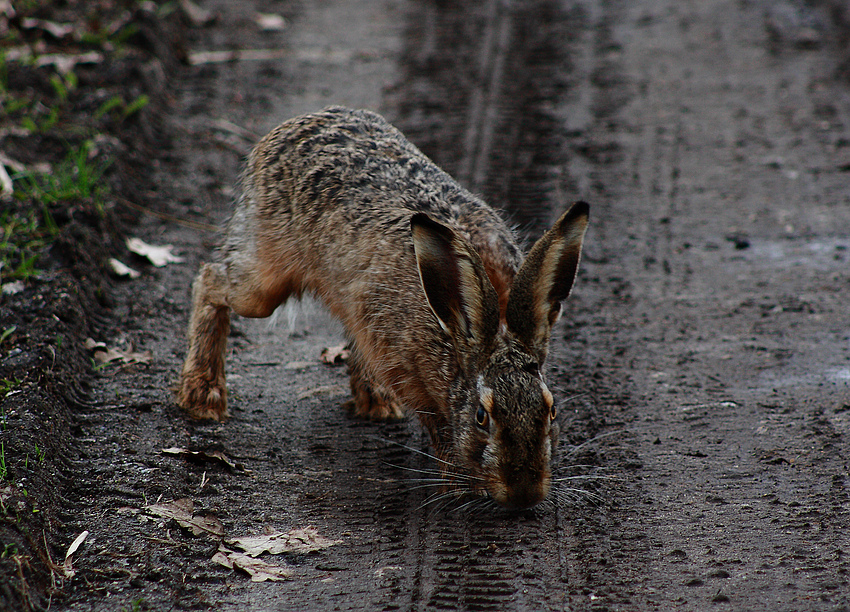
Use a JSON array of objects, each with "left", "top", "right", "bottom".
[{"left": 491, "top": 471, "right": 550, "bottom": 510}]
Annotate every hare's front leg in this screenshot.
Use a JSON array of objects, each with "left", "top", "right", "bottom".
[
  {"left": 178, "top": 263, "right": 232, "bottom": 420},
  {"left": 346, "top": 347, "right": 405, "bottom": 421}
]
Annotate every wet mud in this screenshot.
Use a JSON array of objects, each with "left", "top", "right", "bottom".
[{"left": 1, "top": 0, "right": 848, "bottom": 610}]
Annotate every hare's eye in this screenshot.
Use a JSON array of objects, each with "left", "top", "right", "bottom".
[
  {"left": 550, "top": 403, "right": 557, "bottom": 420},
  {"left": 475, "top": 405, "right": 490, "bottom": 430}
]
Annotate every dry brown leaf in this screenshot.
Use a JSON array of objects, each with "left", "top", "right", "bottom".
[
  {"left": 85, "top": 338, "right": 152, "bottom": 366},
  {"left": 296, "top": 384, "right": 347, "bottom": 400},
  {"left": 0, "top": 162, "right": 12, "bottom": 202},
  {"left": 62, "top": 530, "right": 89, "bottom": 579},
  {"left": 213, "top": 546, "right": 293, "bottom": 582},
  {"left": 109, "top": 258, "right": 141, "bottom": 279},
  {"left": 255, "top": 12, "right": 286, "bottom": 31},
  {"left": 187, "top": 48, "right": 287, "bottom": 65},
  {"left": 126, "top": 237, "right": 184, "bottom": 267},
  {"left": 84, "top": 338, "right": 106, "bottom": 351},
  {"left": 21, "top": 17, "right": 75, "bottom": 38},
  {"left": 162, "top": 447, "right": 253, "bottom": 475},
  {"left": 227, "top": 526, "right": 341, "bottom": 557},
  {"left": 29, "top": 51, "right": 104, "bottom": 74},
  {"left": 2, "top": 281, "right": 24, "bottom": 296},
  {"left": 284, "top": 360, "right": 315, "bottom": 370},
  {"left": 321, "top": 343, "right": 350, "bottom": 365},
  {"left": 145, "top": 498, "right": 224, "bottom": 538},
  {"left": 179, "top": 0, "right": 216, "bottom": 26}
]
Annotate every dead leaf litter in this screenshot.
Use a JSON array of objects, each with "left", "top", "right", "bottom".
[
  {"left": 126, "top": 237, "right": 184, "bottom": 267},
  {"left": 144, "top": 498, "right": 224, "bottom": 539},
  {"left": 227, "top": 526, "right": 342, "bottom": 557},
  {"left": 162, "top": 447, "right": 254, "bottom": 475}
]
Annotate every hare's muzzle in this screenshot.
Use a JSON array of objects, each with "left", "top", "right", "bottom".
[{"left": 488, "top": 472, "right": 551, "bottom": 510}]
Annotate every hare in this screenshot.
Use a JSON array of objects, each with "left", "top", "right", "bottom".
[{"left": 178, "top": 107, "right": 589, "bottom": 510}]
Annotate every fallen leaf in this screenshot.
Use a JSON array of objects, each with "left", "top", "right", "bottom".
[
  {"left": 187, "top": 49, "right": 287, "bottom": 66},
  {"left": 296, "top": 384, "right": 347, "bottom": 400},
  {"left": 211, "top": 549, "right": 233, "bottom": 569},
  {"left": 213, "top": 545, "right": 293, "bottom": 582},
  {"left": 285, "top": 360, "right": 315, "bottom": 370},
  {"left": 21, "top": 17, "right": 75, "bottom": 38},
  {"left": 84, "top": 338, "right": 106, "bottom": 351},
  {"left": 62, "top": 530, "right": 89, "bottom": 578},
  {"left": 162, "top": 447, "right": 253, "bottom": 475},
  {"left": 35, "top": 51, "right": 104, "bottom": 75},
  {"left": 2, "top": 281, "right": 24, "bottom": 295},
  {"left": 126, "top": 237, "right": 184, "bottom": 267},
  {"left": 321, "top": 343, "right": 350, "bottom": 365},
  {"left": 85, "top": 338, "right": 152, "bottom": 366},
  {"left": 0, "top": 162, "right": 12, "bottom": 201},
  {"left": 180, "top": 0, "right": 216, "bottom": 26},
  {"left": 109, "top": 258, "right": 141, "bottom": 279},
  {"left": 227, "top": 526, "right": 341, "bottom": 557},
  {"left": 145, "top": 498, "right": 224, "bottom": 538},
  {"left": 255, "top": 12, "right": 286, "bottom": 31}
]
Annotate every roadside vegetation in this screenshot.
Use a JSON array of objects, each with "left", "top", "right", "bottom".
[{"left": 0, "top": 1, "right": 180, "bottom": 608}]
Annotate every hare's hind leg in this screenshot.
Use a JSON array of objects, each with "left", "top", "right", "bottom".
[
  {"left": 178, "top": 262, "right": 233, "bottom": 420},
  {"left": 178, "top": 250, "right": 294, "bottom": 420}
]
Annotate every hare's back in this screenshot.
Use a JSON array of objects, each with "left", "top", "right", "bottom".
[
  {"left": 250, "top": 108, "right": 424, "bottom": 200},
  {"left": 249, "top": 109, "right": 496, "bottom": 223},
  {"left": 245, "top": 108, "right": 523, "bottom": 291}
]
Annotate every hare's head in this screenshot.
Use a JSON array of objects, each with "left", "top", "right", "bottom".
[{"left": 411, "top": 202, "right": 589, "bottom": 510}]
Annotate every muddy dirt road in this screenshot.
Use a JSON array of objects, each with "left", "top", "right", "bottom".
[{"left": 3, "top": 0, "right": 849, "bottom": 610}]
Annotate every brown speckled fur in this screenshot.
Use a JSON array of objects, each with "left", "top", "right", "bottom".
[{"left": 178, "top": 108, "right": 589, "bottom": 509}]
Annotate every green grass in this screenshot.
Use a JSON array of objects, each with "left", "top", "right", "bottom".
[
  {"left": 125, "top": 597, "right": 148, "bottom": 612},
  {"left": 1, "top": 140, "right": 112, "bottom": 283},
  {"left": 0, "top": 378, "right": 17, "bottom": 431},
  {"left": 0, "top": 378, "right": 20, "bottom": 398},
  {"left": 0, "top": 327, "right": 15, "bottom": 346},
  {"left": 0, "top": 543, "right": 17, "bottom": 558},
  {"left": 17, "top": 140, "right": 109, "bottom": 204},
  {"left": 0, "top": 443, "right": 7, "bottom": 480},
  {"left": 95, "top": 93, "right": 150, "bottom": 121},
  {"left": 0, "top": 207, "right": 57, "bottom": 283}
]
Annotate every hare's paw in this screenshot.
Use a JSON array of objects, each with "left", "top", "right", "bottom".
[
  {"left": 177, "top": 374, "right": 229, "bottom": 421},
  {"left": 347, "top": 376, "right": 405, "bottom": 421}
]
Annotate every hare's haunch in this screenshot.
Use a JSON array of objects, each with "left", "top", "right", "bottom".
[{"left": 178, "top": 107, "right": 589, "bottom": 510}]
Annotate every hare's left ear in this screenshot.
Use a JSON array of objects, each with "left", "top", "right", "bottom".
[
  {"left": 506, "top": 202, "right": 589, "bottom": 363},
  {"left": 411, "top": 213, "right": 500, "bottom": 366}
]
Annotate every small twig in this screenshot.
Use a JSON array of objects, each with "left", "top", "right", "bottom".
[
  {"left": 212, "top": 119, "right": 259, "bottom": 142},
  {"left": 188, "top": 48, "right": 288, "bottom": 65},
  {"left": 198, "top": 470, "right": 209, "bottom": 492},
  {"left": 13, "top": 555, "right": 33, "bottom": 612},
  {"left": 117, "top": 198, "right": 220, "bottom": 233},
  {"left": 42, "top": 531, "right": 58, "bottom": 591}
]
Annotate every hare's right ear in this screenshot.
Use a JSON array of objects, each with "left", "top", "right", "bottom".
[
  {"left": 411, "top": 213, "right": 500, "bottom": 360},
  {"left": 506, "top": 201, "right": 589, "bottom": 364}
]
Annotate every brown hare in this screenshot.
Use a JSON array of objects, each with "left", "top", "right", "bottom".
[{"left": 178, "top": 107, "right": 589, "bottom": 509}]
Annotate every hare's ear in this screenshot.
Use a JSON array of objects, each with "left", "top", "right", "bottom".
[
  {"left": 506, "top": 202, "right": 589, "bottom": 363},
  {"left": 411, "top": 213, "right": 500, "bottom": 360}
]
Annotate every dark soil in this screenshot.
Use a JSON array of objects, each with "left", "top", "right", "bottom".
[{"left": 1, "top": 0, "right": 849, "bottom": 610}]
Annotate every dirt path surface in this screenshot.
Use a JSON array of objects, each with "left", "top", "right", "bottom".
[{"left": 3, "top": 0, "right": 849, "bottom": 610}]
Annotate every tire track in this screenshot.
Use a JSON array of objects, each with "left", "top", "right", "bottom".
[
  {"left": 394, "top": 0, "right": 583, "bottom": 238},
  {"left": 392, "top": 1, "right": 607, "bottom": 609}
]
